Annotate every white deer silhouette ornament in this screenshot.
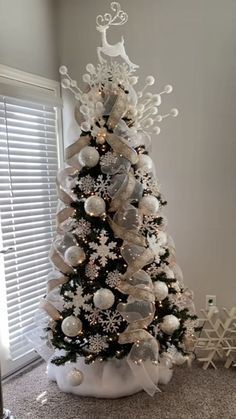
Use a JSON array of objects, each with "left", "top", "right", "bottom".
[{"left": 96, "top": 2, "right": 139, "bottom": 69}]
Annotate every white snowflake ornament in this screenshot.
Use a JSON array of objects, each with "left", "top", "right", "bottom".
[
  {"left": 147, "top": 234, "right": 166, "bottom": 264},
  {"left": 73, "top": 218, "right": 91, "bottom": 240},
  {"left": 89, "top": 229, "right": 117, "bottom": 267},
  {"left": 77, "top": 175, "right": 95, "bottom": 194},
  {"left": 100, "top": 151, "right": 118, "bottom": 168},
  {"left": 100, "top": 310, "right": 123, "bottom": 333},
  {"left": 85, "top": 262, "right": 100, "bottom": 280},
  {"left": 88, "top": 334, "right": 108, "bottom": 354},
  {"left": 106, "top": 270, "right": 121, "bottom": 288},
  {"left": 64, "top": 285, "right": 92, "bottom": 316},
  {"left": 84, "top": 308, "right": 101, "bottom": 325},
  {"left": 94, "top": 174, "right": 111, "bottom": 199}
]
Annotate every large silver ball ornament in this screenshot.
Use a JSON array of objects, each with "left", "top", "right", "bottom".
[
  {"left": 161, "top": 314, "right": 180, "bottom": 335},
  {"left": 67, "top": 369, "right": 84, "bottom": 386},
  {"left": 136, "top": 154, "right": 153, "bottom": 173},
  {"left": 84, "top": 196, "right": 106, "bottom": 217},
  {"left": 61, "top": 316, "right": 82, "bottom": 337},
  {"left": 154, "top": 281, "right": 169, "bottom": 301},
  {"left": 64, "top": 246, "right": 86, "bottom": 266},
  {"left": 93, "top": 288, "right": 115, "bottom": 310},
  {"left": 78, "top": 146, "right": 100, "bottom": 168},
  {"left": 139, "top": 195, "right": 159, "bottom": 215}
]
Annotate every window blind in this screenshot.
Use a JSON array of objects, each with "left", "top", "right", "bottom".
[{"left": 0, "top": 95, "right": 59, "bottom": 365}]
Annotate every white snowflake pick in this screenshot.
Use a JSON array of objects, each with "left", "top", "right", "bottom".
[
  {"left": 94, "top": 174, "right": 111, "bottom": 199},
  {"left": 184, "top": 319, "right": 199, "bottom": 337},
  {"left": 73, "top": 218, "right": 91, "bottom": 240},
  {"left": 85, "top": 262, "right": 100, "bottom": 280},
  {"left": 100, "top": 310, "right": 123, "bottom": 333},
  {"left": 88, "top": 333, "right": 108, "bottom": 354},
  {"left": 146, "top": 263, "right": 160, "bottom": 278},
  {"left": 106, "top": 270, "right": 121, "bottom": 288},
  {"left": 89, "top": 229, "right": 117, "bottom": 267},
  {"left": 77, "top": 175, "right": 95, "bottom": 194},
  {"left": 64, "top": 285, "right": 92, "bottom": 316},
  {"left": 100, "top": 151, "right": 118, "bottom": 167},
  {"left": 140, "top": 215, "right": 160, "bottom": 236},
  {"left": 85, "top": 308, "right": 101, "bottom": 325},
  {"left": 147, "top": 234, "right": 166, "bottom": 264}
]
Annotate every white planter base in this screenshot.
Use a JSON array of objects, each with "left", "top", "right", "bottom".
[{"left": 47, "top": 351, "right": 173, "bottom": 398}]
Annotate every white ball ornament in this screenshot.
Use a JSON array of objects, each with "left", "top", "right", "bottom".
[
  {"left": 153, "top": 126, "right": 161, "bottom": 135},
  {"left": 152, "top": 94, "right": 161, "bottom": 106},
  {"left": 86, "top": 63, "right": 95, "bottom": 74},
  {"left": 154, "top": 281, "right": 169, "bottom": 301},
  {"left": 59, "top": 65, "right": 68, "bottom": 75},
  {"left": 64, "top": 246, "right": 86, "bottom": 266},
  {"left": 93, "top": 288, "right": 115, "bottom": 310},
  {"left": 61, "top": 316, "right": 82, "bottom": 337},
  {"left": 67, "top": 369, "right": 84, "bottom": 386},
  {"left": 139, "top": 195, "right": 159, "bottom": 216},
  {"left": 161, "top": 315, "right": 180, "bottom": 335},
  {"left": 164, "top": 85, "right": 173, "bottom": 94},
  {"left": 136, "top": 154, "right": 153, "bottom": 173},
  {"left": 142, "top": 118, "right": 154, "bottom": 128},
  {"left": 82, "top": 73, "right": 91, "bottom": 84},
  {"left": 61, "top": 78, "right": 70, "bottom": 89},
  {"left": 84, "top": 196, "right": 106, "bottom": 217},
  {"left": 170, "top": 108, "right": 179, "bottom": 117},
  {"left": 80, "top": 122, "right": 91, "bottom": 133},
  {"left": 146, "top": 75, "right": 155, "bottom": 86},
  {"left": 78, "top": 146, "right": 99, "bottom": 167}
]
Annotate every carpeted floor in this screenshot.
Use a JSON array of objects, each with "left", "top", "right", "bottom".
[{"left": 3, "top": 361, "right": 236, "bottom": 419}]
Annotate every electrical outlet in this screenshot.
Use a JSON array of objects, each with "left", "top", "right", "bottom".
[{"left": 206, "top": 295, "right": 216, "bottom": 311}]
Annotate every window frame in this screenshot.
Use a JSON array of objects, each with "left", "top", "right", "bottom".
[{"left": 0, "top": 64, "right": 63, "bottom": 378}]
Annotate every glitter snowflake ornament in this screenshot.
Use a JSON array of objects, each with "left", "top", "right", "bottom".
[
  {"left": 100, "top": 310, "right": 123, "bottom": 333},
  {"left": 77, "top": 175, "right": 95, "bottom": 195},
  {"left": 89, "top": 230, "right": 117, "bottom": 267},
  {"left": 64, "top": 286, "right": 92, "bottom": 316},
  {"left": 41, "top": 1, "right": 197, "bottom": 400},
  {"left": 88, "top": 334, "right": 109, "bottom": 354},
  {"left": 73, "top": 218, "right": 91, "bottom": 240},
  {"left": 106, "top": 270, "right": 121, "bottom": 288}
]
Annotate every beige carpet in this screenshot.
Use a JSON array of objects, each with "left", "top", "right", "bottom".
[{"left": 3, "top": 361, "right": 236, "bottom": 419}]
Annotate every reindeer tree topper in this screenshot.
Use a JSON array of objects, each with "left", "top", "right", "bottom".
[{"left": 96, "top": 2, "right": 139, "bottom": 69}]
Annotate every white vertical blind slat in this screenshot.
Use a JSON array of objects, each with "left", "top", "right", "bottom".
[{"left": 0, "top": 94, "right": 59, "bottom": 366}]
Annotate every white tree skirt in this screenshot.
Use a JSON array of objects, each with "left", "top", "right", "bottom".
[{"left": 47, "top": 351, "right": 173, "bottom": 398}]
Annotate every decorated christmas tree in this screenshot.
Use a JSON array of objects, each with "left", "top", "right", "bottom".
[{"left": 40, "top": 2, "right": 197, "bottom": 398}]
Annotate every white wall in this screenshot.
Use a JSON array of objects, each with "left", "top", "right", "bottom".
[
  {"left": 0, "top": 0, "right": 59, "bottom": 79},
  {"left": 57, "top": 0, "right": 236, "bottom": 311}
]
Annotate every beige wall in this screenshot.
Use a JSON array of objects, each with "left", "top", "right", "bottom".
[
  {"left": 0, "top": 0, "right": 59, "bottom": 79},
  {"left": 57, "top": 0, "right": 236, "bottom": 311}
]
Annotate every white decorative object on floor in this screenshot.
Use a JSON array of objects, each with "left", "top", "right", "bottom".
[{"left": 194, "top": 307, "right": 236, "bottom": 369}]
